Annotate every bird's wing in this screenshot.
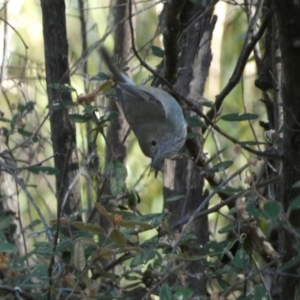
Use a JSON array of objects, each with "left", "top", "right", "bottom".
[{"left": 118, "top": 83, "right": 168, "bottom": 120}]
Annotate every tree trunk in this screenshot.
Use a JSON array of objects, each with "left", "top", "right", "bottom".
[
  {"left": 40, "top": 0, "right": 81, "bottom": 216},
  {"left": 274, "top": 1, "right": 300, "bottom": 298},
  {"left": 164, "top": 1, "right": 216, "bottom": 295}
]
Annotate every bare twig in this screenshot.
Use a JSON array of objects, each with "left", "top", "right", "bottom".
[{"left": 205, "top": 10, "right": 272, "bottom": 128}]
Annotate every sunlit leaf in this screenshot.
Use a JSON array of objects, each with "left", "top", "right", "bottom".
[
  {"left": 74, "top": 239, "right": 86, "bottom": 271},
  {"left": 72, "top": 222, "right": 104, "bottom": 233}
]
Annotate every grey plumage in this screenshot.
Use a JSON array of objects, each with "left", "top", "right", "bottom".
[{"left": 100, "top": 47, "right": 187, "bottom": 174}]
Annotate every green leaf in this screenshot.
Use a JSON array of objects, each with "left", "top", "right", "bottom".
[
  {"left": 11, "top": 113, "right": 20, "bottom": 129},
  {"left": 0, "top": 242, "right": 17, "bottom": 253},
  {"left": 69, "top": 113, "right": 90, "bottom": 123},
  {"left": 131, "top": 249, "right": 155, "bottom": 267},
  {"left": 232, "top": 249, "right": 248, "bottom": 271},
  {"left": 220, "top": 113, "right": 258, "bottom": 122},
  {"left": 263, "top": 201, "right": 281, "bottom": 220},
  {"left": 20, "top": 101, "right": 35, "bottom": 115},
  {"left": 207, "top": 160, "right": 233, "bottom": 172},
  {"left": 49, "top": 83, "right": 76, "bottom": 92},
  {"left": 151, "top": 45, "right": 164, "bottom": 58},
  {"left": 51, "top": 99, "right": 75, "bottom": 110},
  {"left": 72, "top": 222, "right": 104, "bottom": 233},
  {"left": 202, "top": 100, "right": 215, "bottom": 108},
  {"left": 90, "top": 72, "right": 111, "bottom": 81},
  {"left": 107, "top": 160, "right": 127, "bottom": 196},
  {"left": 73, "top": 239, "right": 86, "bottom": 271},
  {"left": 254, "top": 284, "right": 271, "bottom": 300},
  {"left": 166, "top": 195, "right": 185, "bottom": 202},
  {"left": 218, "top": 223, "right": 237, "bottom": 234},
  {"left": 186, "top": 116, "right": 206, "bottom": 128},
  {"left": 159, "top": 284, "right": 172, "bottom": 300},
  {"left": 0, "top": 117, "right": 10, "bottom": 123},
  {"left": 17, "top": 128, "right": 39, "bottom": 142},
  {"left": 27, "top": 166, "right": 59, "bottom": 175},
  {"left": 120, "top": 221, "right": 153, "bottom": 230},
  {"left": 106, "top": 111, "right": 119, "bottom": 121},
  {"left": 186, "top": 132, "right": 200, "bottom": 139},
  {"left": 0, "top": 217, "right": 13, "bottom": 231},
  {"left": 289, "top": 195, "right": 300, "bottom": 211},
  {"left": 110, "top": 230, "right": 127, "bottom": 245},
  {"left": 246, "top": 204, "right": 264, "bottom": 218},
  {"left": 174, "top": 288, "right": 193, "bottom": 300}
]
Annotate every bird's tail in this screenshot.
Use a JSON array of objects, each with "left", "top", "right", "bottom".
[{"left": 100, "top": 47, "right": 133, "bottom": 84}]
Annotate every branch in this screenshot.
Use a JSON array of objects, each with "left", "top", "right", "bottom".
[
  {"left": 128, "top": 0, "right": 173, "bottom": 89},
  {"left": 205, "top": 10, "right": 272, "bottom": 128},
  {"left": 0, "top": 159, "right": 53, "bottom": 243},
  {"left": 184, "top": 96, "right": 283, "bottom": 159}
]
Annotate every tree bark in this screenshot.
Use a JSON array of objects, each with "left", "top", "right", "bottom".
[
  {"left": 40, "top": 0, "right": 81, "bottom": 216},
  {"left": 164, "top": 1, "right": 216, "bottom": 295},
  {"left": 274, "top": 1, "right": 300, "bottom": 298}
]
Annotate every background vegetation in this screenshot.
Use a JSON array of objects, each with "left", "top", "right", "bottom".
[{"left": 0, "top": 0, "right": 299, "bottom": 299}]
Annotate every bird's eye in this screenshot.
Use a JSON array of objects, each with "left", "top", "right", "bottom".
[{"left": 151, "top": 140, "right": 157, "bottom": 146}]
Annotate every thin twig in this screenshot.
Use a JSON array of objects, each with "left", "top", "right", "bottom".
[
  {"left": 205, "top": 10, "right": 272, "bottom": 127},
  {"left": 0, "top": 159, "right": 53, "bottom": 243}
]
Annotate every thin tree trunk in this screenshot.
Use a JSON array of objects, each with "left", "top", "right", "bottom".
[
  {"left": 274, "top": 1, "right": 300, "bottom": 298},
  {"left": 40, "top": 0, "right": 81, "bottom": 216},
  {"left": 164, "top": 1, "right": 216, "bottom": 295}
]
